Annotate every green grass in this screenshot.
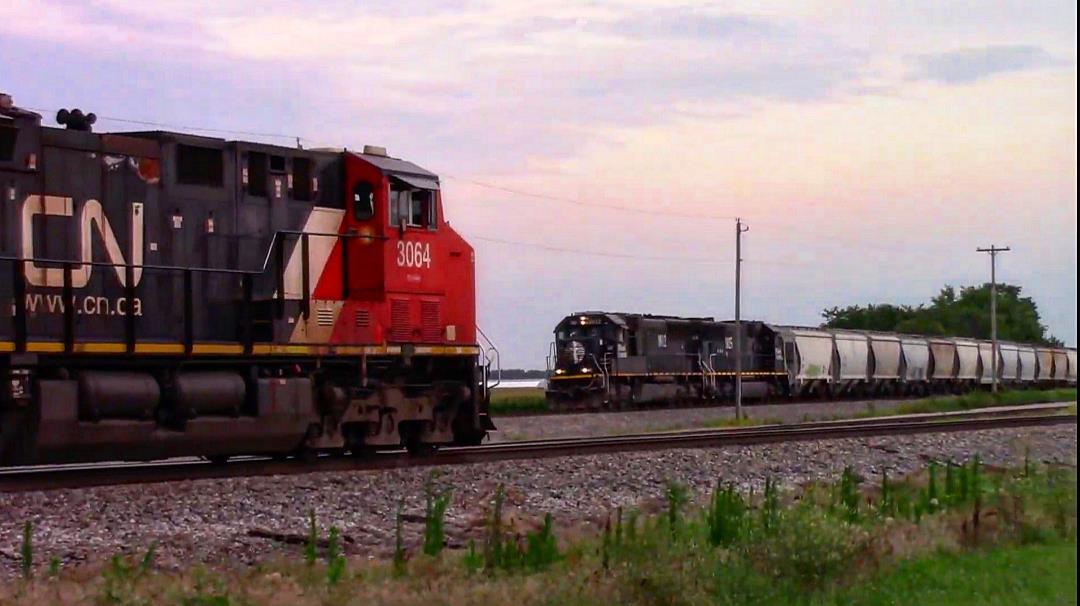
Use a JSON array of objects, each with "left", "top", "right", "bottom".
[
  {"left": 488, "top": 387, "right": 550, "bottom": 415},
  {"left": 820, "top": 542, "right": 1077, "bottom": 606},
  {"left": 702, "top": 415, "right": 783, "bottom": 429},
  {"left": 890, "top": 388, "right": 1076, "bottom": 416},
  {"left": 489, "top": 387, "right": 1077, "bottom": 419}
]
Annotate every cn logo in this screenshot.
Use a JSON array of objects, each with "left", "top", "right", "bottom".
[{"left": 20, "top": 195, "right": 144, "bottom": 288}]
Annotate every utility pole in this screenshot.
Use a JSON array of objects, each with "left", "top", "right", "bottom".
[
  {"left": 735, "top": 218, "right": 749, "bottom": 419},
  {"left": 977, "top": 245, "right": 1010, "bottom": 393}
]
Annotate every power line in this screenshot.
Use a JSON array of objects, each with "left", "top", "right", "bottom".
[
  {"left": 466, "top": 233, "right": 816, "bottom": 267},
  {"left": 465, "top": 234, "right": 733, "bottom": 264},
  {"left": 444, "top": 174, "right": 740, "bottom": 221}
]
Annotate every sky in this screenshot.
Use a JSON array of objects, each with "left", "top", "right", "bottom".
[{"left": 2, "top": 0, "right": 1076, "bottom": 367}]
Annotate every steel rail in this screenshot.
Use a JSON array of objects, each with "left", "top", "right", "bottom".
[
  {"left": 507, "top": 393, "right": 1078, "bottom": 417},
  {"left": 0, "top": 406, "right": 1074, "bottom": 494}
]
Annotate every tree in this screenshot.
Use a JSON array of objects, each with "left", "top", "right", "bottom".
[{"left": 821, "top": 283, "right": 1062, "bottom": 346}]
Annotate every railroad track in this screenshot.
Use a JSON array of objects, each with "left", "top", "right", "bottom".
[
  {"left": 499, "top": 393, "right": 1076, "bottom": 417},
  {"left": 1, "top": 404, "right": 1074, "bottom": 494}
]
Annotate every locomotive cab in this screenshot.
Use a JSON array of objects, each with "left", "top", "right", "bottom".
[{"left": 551, "top": 313, "right": 621, "bottom": 375}]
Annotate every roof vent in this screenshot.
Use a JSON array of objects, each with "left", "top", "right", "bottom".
[
  {"left": 362, "top": 145, "right": 387, "bottom": 157},
  {"left": 56, "top": 108, "right": 97, "bottom": 132},
  {"left": 0, "top": 93, "right": 13, "bottom": 110}
]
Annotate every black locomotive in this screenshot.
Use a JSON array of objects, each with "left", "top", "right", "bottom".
[{"left": 546, "top": 312, "right": 784, "bottom": 408}]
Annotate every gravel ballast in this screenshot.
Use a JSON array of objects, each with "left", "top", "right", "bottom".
[
  {"left": 0, "top": 423, "right": 1074, "bottom": 577},
  {"left": 490, "top": 399, "right": 913, "bottom": 441}
]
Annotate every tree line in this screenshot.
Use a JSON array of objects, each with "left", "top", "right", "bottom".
[{"left": 821, "top": 283, "right": 1063, "bottom": 346}]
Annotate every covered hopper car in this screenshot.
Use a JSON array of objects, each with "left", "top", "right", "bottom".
[{"left": 0, "top": 93, "right": 495, "bottom": 465}]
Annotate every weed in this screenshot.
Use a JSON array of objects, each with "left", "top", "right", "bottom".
[
  {"left": 926, "top": 461, "right": 939, "bottom": 511},
  {"left": 761, "top": 476, "right": 780, "bottom": 534},
  {"left": 423, "top": 475, "right": 452, "bottom": 557},
  {"left": 393, "top": 499, "right": 406, "bottom": 577},
  {"left": 836, "top": 467, "right": 861, "bottom": 522},
  {"left": 625, "top": 509, "right": 640, "bottom": 545},
  {"left": 666, "top": 481, "right": 689, "bottom": 536},
  {"left": 326, "top": 526, "right": 347, "bottom": 585},
  {"left": 463, "top": 539, "right": 482, "bottom": 574},
  {"left": 140, "top": 541, "right": 157, "bottom": 575},
  {"left": 304, "top": 510, "right": 318, "bottom": 566},
  {"left": 748, "top": 505, "right": 867, "bottom": 589},
  {"left": 20, "top": 520, "right": 32, "bottom": 580},
  {"left": 614, "top": 506, "right": 624, "bottom": 551},
  {"left": 47, "top": 557, "right": 60, "bottom": 577},
  {"left": 483, "top": 485, "right": 506, "bottom": 572},
  {"left": 601, "top": 513, "right": 611, "bottom": 571},
  {"left": 706, "top": 481, "right": 746, "bottom": 546},
  {"left": 475, "top": 485, "right": 561, "bottom": 574},
  {"left": 878, "top": 470, "right": 893, "bottom": 518},
  {"left": 525, "top": 513, "right": 560, "bottom": 571}
]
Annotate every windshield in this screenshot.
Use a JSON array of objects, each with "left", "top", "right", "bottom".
[{"left": 557, "top": 326, "right": 603, "bottom": 342}]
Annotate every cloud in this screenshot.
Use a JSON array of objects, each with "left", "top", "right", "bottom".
[
  {"left": 909, "top": 45, "right": 1063, "bottom": 84},
  {"left": 1, "top": 1, "right": 874, "bottom": 174},
  {"left": 604, "top": 8, "right": 779, "bottom": 40}
]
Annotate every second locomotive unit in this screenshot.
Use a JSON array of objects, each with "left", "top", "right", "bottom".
[{"left": 0, "top": 93, "right": 494, "bottom": 465}]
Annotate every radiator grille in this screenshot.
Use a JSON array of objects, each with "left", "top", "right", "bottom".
[
  {"left": 316, "top": 308, "right": 335, "bottom": 327},
  {"left": 420, "top": 301, "right": 442, "bottom": 341},
  {"left": 354, "top": 309, "right": 370, "bottom": 328},
  {"left": 389, "top": 299, "right": 411, "bottom": 341}
]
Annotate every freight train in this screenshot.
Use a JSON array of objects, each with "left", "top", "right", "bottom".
[
  {"left": 545, "top": 312, "right": 1077, "bottom": 409},
  {"left": 0, "top": 93, "right": 496, "bottom": 465}
]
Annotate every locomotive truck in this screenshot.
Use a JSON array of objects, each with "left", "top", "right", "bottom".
[{"left": 0, "top": 93, "right": 495, "bottom": 465}]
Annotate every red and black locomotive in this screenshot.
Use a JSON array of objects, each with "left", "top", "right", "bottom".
[{"left": 0, "top": 93, "right": 493, "bottom": 465}]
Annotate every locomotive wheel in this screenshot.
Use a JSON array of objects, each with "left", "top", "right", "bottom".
[
  {"left": 406, "top": 440, "right": 438, "bottom": 457},
  {"left": 453, "top": 430, "right": 487, "bottom": 447}
]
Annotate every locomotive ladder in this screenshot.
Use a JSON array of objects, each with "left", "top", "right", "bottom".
[
  {"left": 699, "top": 354, "right": 717, "bottom": 397},
  {"left": 593, "top": 353, "right": 612, "bottom": 400},
  {"left": 476, "top": 326, "right": 501, "bottom": 403}
]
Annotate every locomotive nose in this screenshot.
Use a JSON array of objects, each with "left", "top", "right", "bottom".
[{"left": 568, "top": 340, "right": 586, "bottom": 364}]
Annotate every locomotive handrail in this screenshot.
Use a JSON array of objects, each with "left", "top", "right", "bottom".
[
  {"left": 700, "top": 354, "right": 717, "bottom": 396},
  {"left": 476, "top": 326, "right": 501, "bottom": 390},
  {"left": 2, "top": 229, "right": 386, "bottom": 355},
  {"left": 257, "top": 229, "right": 386, "bottom": 276},
  {"left": 0, "top": 229, "right": 382, "bottom": 276},
  {"left": 589, "top": 353, "right": 609, "bottom": 395}
]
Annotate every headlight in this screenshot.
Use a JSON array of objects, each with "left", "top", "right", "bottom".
[
  {"left": 580, "top": 367, "right": 591, "bottom": 373},
  {"left": 554, "top": 369, "right": 566, "bottom": 375}
]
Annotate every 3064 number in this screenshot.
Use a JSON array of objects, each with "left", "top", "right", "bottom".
[{"left": 396, "top": 241, "right": 432, "bottom": 268}]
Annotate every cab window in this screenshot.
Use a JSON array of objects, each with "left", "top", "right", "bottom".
[
  {"left": 389, "top": 186, "right": 408, "bottom": 227},
  {"left": 389, "top": 185, "right": 436, "bottom": 229},
  {"left": 408, "top": 190, "right": 436, "bottom": 228},
  {"left": 352, "top": 182, "right": 374, "bottom": 220},
  {"left": 0, "top": 123, "right": 17, "bottom": 162}
]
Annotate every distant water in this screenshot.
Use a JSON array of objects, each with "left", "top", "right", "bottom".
[{"left": 493, "top": 378, "right": 547, "bottom": 389}]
